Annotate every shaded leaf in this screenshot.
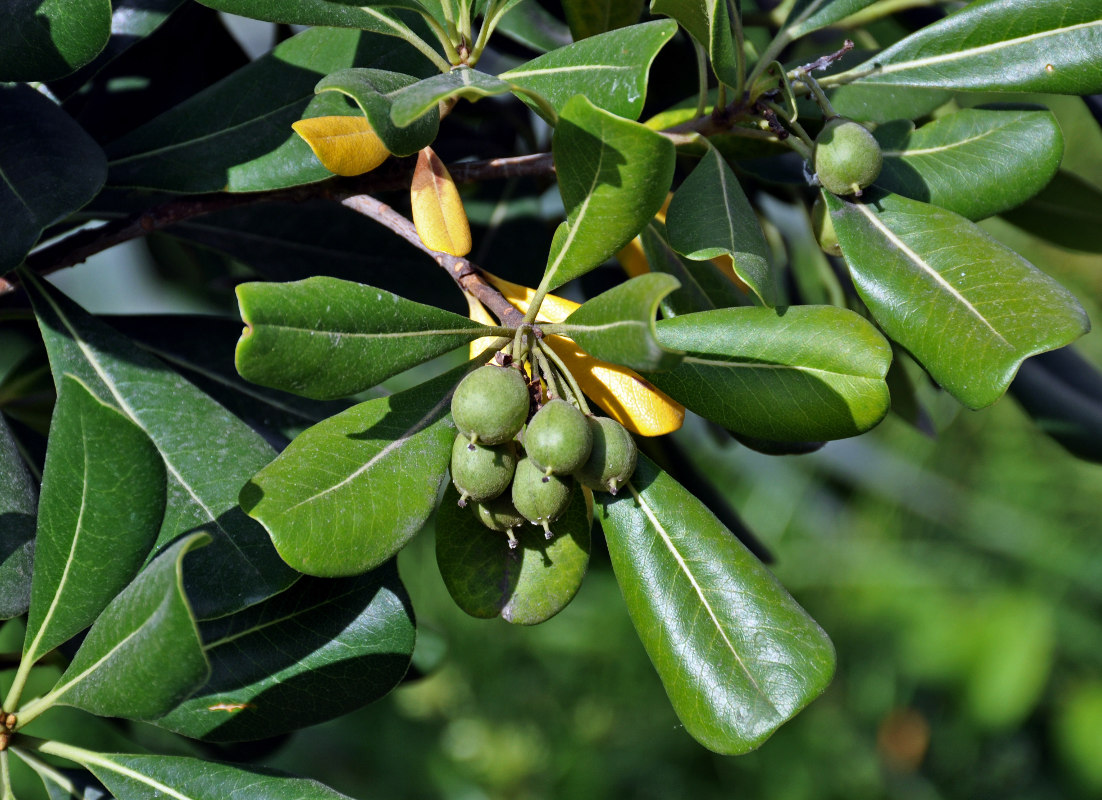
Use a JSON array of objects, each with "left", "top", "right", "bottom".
[
  {"left": 828, "top": 84, "right": 952, "bottom": 125},
  {"left": 0, "top": 0, "right": 111, "bottom": 82},
  {"left": 0, "top": 414, "right": 36, "bottom": 620},
  {"left": 638, "top": 224, "right": 726, "bottom": 316},
  {"left": 651, "top": 0, "right": 739, "bottom": 89},
  {"left": 1010, "top": 347, "right": 1102, "bottom": 463},
  {"left": 1000, "top": 170, "right": 1102, "bottom": 252},
  {"left": 503, "top": 19, "right": 677, "bottom": 121},
  {"left": 646, "top": 306, "right": 892, "bottom": 441},
  {"left": 23, "top": 376, "right": 165, "bottom": 665},
  {"left": 562, "top": 0, "right": 642, "bottom": 39},
  {"left": 597, "top": 454, "right": 835, "bottom": 754},
  {"left": 195, "top": 0, "right": 433, "bottom": 38},
  {"left": 827, "top": 191, "right": 1091, "bottom": 408},
  {"left": 315, "top": 68, "right": 439, "bottom": 156},
  {"left": 783, "top": 0, "right": 879, "bottom": 39},
  {"left": 411, "top": 147, "right": 473, "bottom": 256},
  {"left": 390, "top": 68, "right": 512, "bottom": 127},
  {"left": 0, "top": 85, "right": 107, "bottom": 272},
  {"left": 495, "top": 1, "right": 573, "bottom": 52},
  {"left": 435, "top": 485, "right": 591, "bottom": 625}
]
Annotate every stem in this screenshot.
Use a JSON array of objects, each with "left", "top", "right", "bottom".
[
  {"left": 470, "top": 0, "right": 509, "bottom": 63},
  {"left": 693, "top": 41, "right": 709, "bottom": 119},
  {"left": 418, "top": 12, "right": 462, "bottom": 65},
  {"left": 457, "top": 0, "right": 472, "bottom": 46},
  {"left": 12, "top": 689, "right": 59, "bottom": 730},
  {"left": 363, "top": 10, "right": 452, "bottom": 73},
  {"left": 765, "top": 100, "right": 815, "bottom": 149},
  {"left": 797, "top": 69, "right": 837, "bottom": 118},
  {"left": 3, "top": 656, "right": 34, "bottom": 715},
  {"left": 745, "top": 30, "right": 792, "bottom": 101},
  {"left": 1, "top": 751, "right": 13, "bottom": 800},
  {"left": 536, "top": 340, "right": 591, "bottom": 415},
  {"left": 532, "top": 346, "right": 561, "bottom": 401}
]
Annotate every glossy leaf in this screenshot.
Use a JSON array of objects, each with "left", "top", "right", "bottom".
[
  {"left": 390, "top": 68, "right": 512, "bottom": 127},
  {"left": 1000, "top": 171, "right": 1102, "bottom": 252},
  {"left": 827, "top": 191, "right": 1091, "bottom": 408},
  {"left": 597, "top": 454, "right": 836, "bottom": 754},
  {"left": 558, "top": 274, "right": 683, "bottom": 372},
  {"left": 290, "top": 116, "right": 391, "bottom": 177},
  {"left": 241, "top": 365, "right": 466, "bottom": 577},
  {"left": 646, "top": 306, "right": 892, "bottom": 441},
  {"left": 874, "top": 108, "right": 1063, "bottom": 220},
  {"left": 106, "top": 26, "right": 433, "bottom": 192},
  {"left": 435, "top": 485, "right": 591, "bottom": 625},
  {"left": 47, "top": 533, "right": 210, "bottom": 720},
  {"left": 0, "top": 0, "right": 111, "bottom": 81},
  {"left": 411, "top": 147, "right": 473, "bottom": 256},
  {"left": 0, "top": 415, "right": 36, "bottom": 620},
  {"left": 1010, "top": 347, "right": 1102, "bottom": 463},
  {"left": 546, "top": 95, "right": 675, "bottom": 290},
  {"left": 562, "top": 0, "right": 642, "bottom": 39},
  {"left": 783, "top": 0, "right": 879, "bottom": 39},
  {"left": 25, "top": 273, "right": 296, "bottom": 619},
  {"left": 666, "top": 145, "right": 776, "bottom": 306},
  {"left": 828, "top": 84, "right": 952, "bottom": 125},
  {"left": 0, "top": 85, "right": 107, "bottom": 272},
  {"left": 651, "top": 0, "right": 739, "bottom": 89},
  {"left": 23, "top": 376, "right": 165, "bottom": 666},
  {"left": 501, "top": 20, "right": 677, "bottom": 120},
  {"left": 195, "top": 0, "right": 432, "bottom": 38},
  {"left": 315, "top": 68, "right": 439, "bottom": 156},
  {"left": 840, "top": 0, "right": 1102, "bottom": 94},
  {"left": 236, "top": 277, "right": 491, "bottom": 400},
  {"left": 156, "top": 563, "right": 414, "bottom": 741}
]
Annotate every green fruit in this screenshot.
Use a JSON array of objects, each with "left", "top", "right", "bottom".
[
  {"left": 813, "top": 117, "right": 882, "bottom": 197},
  {"left": 512, "top": 456, "right": 573, "bottom": 537},
  {"left": 811, "top": 195, "right": 842, "bottom": 257},
  {"left": 451, "top": 365, "right": 529, "bottom": 445},
  {"left": 575, "top": 416, "right": 637, "bottom": 494},
  {"left": 473, "top": 495, "right": 526, "bottom": 539},
  {"left": 451, "top": 436, "right": 517, "bottom": 506},
  {"left": 524, "top": 399, "right": 592, "bottom": 476}
]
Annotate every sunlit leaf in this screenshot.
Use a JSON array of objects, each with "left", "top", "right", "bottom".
[
  {"left": 0, "top": 0, "right": 111, "bottom": 81},
  {"left": 315, "top": 68, "right": 439, "bottom": 156},
  {"left": 390, "top": 68, "right": 512, "bottom": 127},
  {"left": 411, "top": 147, "right": 472, "bottom": 256},
  {"left": 291, "top": 116, "right": 391, "bottom": 177}
]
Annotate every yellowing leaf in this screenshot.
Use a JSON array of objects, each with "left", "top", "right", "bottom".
[
  {"left": 464, "top": 291, "right": 500, "bottom": 361},
  {"left": 411, "top": 147, "right": 472, "bottom": 257},
  {"left": 483, "top": 273, "right": 580, "bottom": 323},
  {"left": 291, "top": 116, "right": 390, "bottom": 177},
  {"left": 710, "top": 253, "right": 751, "bottom": 293}
]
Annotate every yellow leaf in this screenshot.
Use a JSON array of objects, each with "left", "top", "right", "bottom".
[
  {"left": 411, "top": 147, "right": 472, "bottom": 257},
  {"left": 464, "top": 291, "right": 500, "bottom": 361},
  {"left": 291, "top": 116, "right": 390, "bottom": 177}
]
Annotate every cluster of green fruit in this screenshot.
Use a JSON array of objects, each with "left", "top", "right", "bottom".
[{"left": 449, "top": 364, "right": 637, "bottom": 546}]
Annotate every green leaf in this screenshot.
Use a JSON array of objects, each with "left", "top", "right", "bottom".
[
  {"left": 828, "top": 84, "right": 952, "bottom": 125},
  {"left": 501, "top": 20, "right": 678, "bottom": 120},
  {"left": 596, "top": 454, "right": 836, "bottom": 754},
  {"left": 546, "top": 95, "right": 675, "bottom": 290},
  {"left": 651, "top": 0, "right": 739, "bottom": 89},
  {"left": 1000, "top": 171, "right": 1102, "bottom": 252},
  {"left": 0, "top": 85, "right": 107, "bottom": 272},
  {"left": 106, "top": 26, "right": 434, "bottom": 193},
  {"left": 155, "top": 563, "right": 414, "bottom": 741},
  {"left": 666, "top": 144, "right": 776, "bottom": 306},
  {"left": 493, "top": 0, "right": 573, "bottom": 52},
  {"left": 827, "top": 191, "right": 1091, "bottom": 408},
  {"left": 562, "top": 0, "right": 643, "bottom": 39},
  {"left": 241, "top": 365, "right": 466, "bottom": 577},
  {"left": 839, "top": 0, "right": 1102, "bottom": 94},
  {"left": 236, "top": 277, "right": 494, "bottom": 401},
  {"left": 315, "top": 68, "right": 439, "bottom": 156},
  {"left": 22, "top": 376, "right": 166, "bottom": 666},
  {"left": 46, "top": 533, "right": 210, "bottom": 720},
  {"left": 195, "top": 0, "right": 433, "bottom": 37},
  {"left": 644, "top": 306, "right": 892, "bottom": 441},
  {"left": 435, "top": 485, "right": 591, "bottom": 625},
  {"left": 0, "top": 0, "right": 111, "bottom": 81},
  {"left": 390, "top": 68, "right": 513, "bottom": 127},
  {"left": 557, "top": 274, "right": 683, "bottom": 372},
  {"left": 25, "top": 273, "right": 297, "bottom": 619},
  {"left": 0, "top": 415, "right": 36, "bottom": 620},
  {"left": 873, "top": 108, "right": 1063, "bottom": 220},
  {"left": 782, "top": 0, "right": 879, "bottom": 39},
  {"left": 638, "top": 222, "right": 748, "bottom": 315}
]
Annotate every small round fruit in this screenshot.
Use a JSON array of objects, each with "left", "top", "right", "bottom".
[
  {"left": 512, "top": 456, "right": 573, "bottom": 538},
  {"left": 575, "top": 416, "right": 637, "bottom": 494},
  {"left": 473, "top": 495, "right": 526, "bottom": 537},
  {"left": 524, "top": 399, "right": 592, "bottom": 477},
  {"left": 451, "top": 365, "right": 529, "bottom": 445},
  {"left": 811, "top": 195, "right": 842, "bottom": 257},
  {"left": 451, "top": 436, "right": 516, "bottom": 506},
  {"left": 813, "top": 117, "right": 882, "bottom": 197}
]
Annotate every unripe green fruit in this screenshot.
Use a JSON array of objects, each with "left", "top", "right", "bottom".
[
  {"left": 512, "top": 456, "right": 573, "bottom": 537},
  {"left": 811, "top": 195, "right": 842, "bottom": 256},
  {"left": 473, "top": 494, "right": 526, "bottom": 538},
  {"left": 813, "top": 117, "right": 882, "bottom": 197},
  {"left": 450, "top": 436, "right": 516, "bottom": 506},
  {"left": 451, "top": 365, "right": 529, "bottom": 445},
  {"left": 575, "top": 416, "right": 637, "bottom": 494},
  {"left": 524, "top": 399, "right": 592, "bottom": 476}
]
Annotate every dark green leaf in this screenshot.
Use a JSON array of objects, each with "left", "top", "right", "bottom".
[
  {"left": 106, "top": 26, "right": 434, "bottom": 192},
  {"left": 666, "top": 144, "right": 776, "bottom": 306},
  {"left": 25, "top": 273, "right": 296, "bottom": 619},
  {"left": 0, "top": 0, "right": 111, "bottom": 81},
  {"left": 828, "top": 84, "right": 952, "bottom": 125},
  {"left": 645, "top": 306, "right": 892, "bottom": 441},
  {"left": 156, "top": 563, "right": 414, "bottom": 741},
  {"left": 597, "top": 454, "right": 836, "bottom": 754},
  {"left": 783, "top": 0, "right": 879, "bottom": 39},
  {"left": 390, "top": 68, "right": 512, "bottom": 127},
  {"left": 236, "top": 277, "right": 494, "bottom": 401},
  {"left": 562, "top": 0, "right": 642, "bottom": 39},
  {"left": 546, "top": 95, "right": 675, "bottom": 290},
  {"left": 494, "top": 1, "right": 573, "bottom": 52},
  {"left": 0, "top": 85, "right": 107, "bottom": 272},
  {"left": 501, "top": 20, "right": 678, "bottom": 120},
  {"left": 873, "top": 108, "right": 1063, "bottom": 220},
  {"left": 315, "top": 68, "right": 439, "bottom": 156},
  {"left": 827, "top": 191, "right": 1091, "bottom": 408},
  {"left": 651, "top": 0, "right": 739, "bottom": 89},
  {"left": 435, "top": 484, "right": 591, "bottom": 625},
  {"left": 638, "top": 223, "right": 748, "bottom": 315},
  {"left": 22, "top": 376, "right": 165, "bottom": 665},
  {"left": 557, "top": 274, "right": 683, "bottom": 371},
  {"left": 0, "top": 414, "right": 36, "bottom": 620},
  {"left": 1010, "top": 347, "right": 1102, "bottom": 463},
  {"left": 195, "top": 0, "right": 433, "bottom": 37},
  {"left": 241, "top": 365, "right": 466, "bottom": 577},
  {"left": 839, "top": 0, "right": 1102, "bottom": 94},
  {"left": 46, "top": 533, "right": 210, "bottom": 720},
  {"left": 1000, "top": 171, "right": 1102, "bottom": 252}
]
